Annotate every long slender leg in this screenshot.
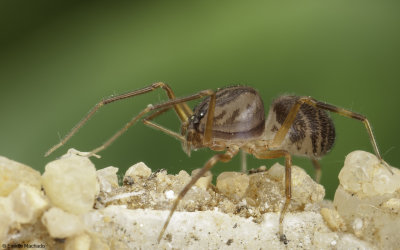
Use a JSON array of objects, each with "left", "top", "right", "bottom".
[
  {"left": 145, "top": 89, "right": 216, "bottom": 154},
  {"left": 271, "top": 96, "right": 392, "bottom": 174},
  {"left": 88, "top": 89, "right": 216, "bottom": 155},
  {"left": 253, "top": 149, "right": 292, "bottom": 244},
  {"left": 241, "top": 150, "right": 247, "bottom": 173},
  {"left": 311, "top": 158, "right": 322, "bottom": 183},
  {"left": 157, "top": 146, "right": 239, "bottom": 243},
  {"left": 142, "top": 107, "right": 186, "bottom": 143},
  {"left": 45, "top": 82, "right": 192, "bottom": 157},
  {"left": 88, "top": 105, "right": 153, "bottom": 155}
]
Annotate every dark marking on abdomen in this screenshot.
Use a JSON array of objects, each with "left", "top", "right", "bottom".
[{"left": 272, "top": 95, "right": 335, "bottom": 157}]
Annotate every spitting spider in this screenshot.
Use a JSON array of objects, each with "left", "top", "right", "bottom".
[{"left": 45, "top": 82, "right": 392, "bottom": 244}]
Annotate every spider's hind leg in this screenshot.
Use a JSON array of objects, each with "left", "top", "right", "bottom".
[
  {"left": 270, "top": 95, "right": 392, "bottom": 174},
  {"left": 311, "top": 158, "right": 322, "bottom": 183}
]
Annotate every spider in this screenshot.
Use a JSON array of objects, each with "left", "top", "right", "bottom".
[{"left": 45, "top": 82, "right": 392, "bottom": 244}]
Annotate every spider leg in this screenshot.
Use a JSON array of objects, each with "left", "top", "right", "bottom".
[
  {"left": 88, "top": 89, "right": 216, "bottom": 156},
  {"left": 143, "top": 107, "right": 186, "bottom": 143},
  {"left": 241, "top": 150, "right": 247, "bottom": 173},
  {"left": 271, "top": 96, "right": 392, "bottom": 174},
  {"left": 144, "top": 89, "right": 217, "bottom": 151},
  {"left": 45, "top": 82, "right": 192, "bottom": 156},
  {"left": 157, "top": 146, "right": 239, "bottom": 243},
  {"left": 253, "top": 149, "right": 292, "bottom": 244},
  {"left": 311, "top": 158, "right": 322, "bottom": 183}
]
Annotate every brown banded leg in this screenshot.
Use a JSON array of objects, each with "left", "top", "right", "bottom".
[
  {"left": 144, "top": 88, "right": 217, "bottom": 145},
  {"left": 271, "top": 96, "right": 392, "bottom": 174},
  {"left": 311, "top": 158, "right": 322, "bottom": 183},
  {"left": 45, "top": 82, "right": 192, "bottom": 157},
  {"left": 253, "top": 149, "right": 292, "bottom": 244},
  {"left": 87, "top": 89, "right": 216, "bottom": 156},
  {"left": 157, "top": 146, "right": 239, "bottom": 243}
]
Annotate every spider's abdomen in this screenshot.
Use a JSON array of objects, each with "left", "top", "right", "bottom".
[
  {"left": 192, "top": 86, "right": 265, "bottom": 140},
  {"left": 265, "top": 95, "right": 335, "bottom": 158}
]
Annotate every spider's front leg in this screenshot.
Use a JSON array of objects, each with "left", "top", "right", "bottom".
[
  {"left": 87, "top": 89, "right": 216, "bottom": 156},
  {"left": 45, "top": 82, "right": 192, "bottom": 157}
]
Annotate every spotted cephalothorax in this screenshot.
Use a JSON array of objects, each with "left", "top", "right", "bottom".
[{"left": 46, "top": 82, "right": 392, "bottom": 245}]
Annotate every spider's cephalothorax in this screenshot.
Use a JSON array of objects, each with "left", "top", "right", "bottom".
[{"left": 185, "top": 86, "right": 265, "bottom": 151}]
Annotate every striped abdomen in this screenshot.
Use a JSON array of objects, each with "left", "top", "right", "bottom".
[
  {"left": 190, "top": 86, "right": 265, "bottom": 140},
  {"left": 264, "top": 95, "right": 335, "bottom": 158}
]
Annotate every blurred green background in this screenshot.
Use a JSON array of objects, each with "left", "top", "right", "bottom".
[{"left": 1, "top": 1, "right": 399, "bottom": 199}]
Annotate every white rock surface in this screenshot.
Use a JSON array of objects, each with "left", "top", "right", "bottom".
[
  {"left": 267, "top": 163, "right": 325, "bottom": 208},
  {"left": 338, "top": 150, "right": 400, "bottom": 197},
  {"left": 216, "top": 172, "right": 249, "bottom": 200},
  {"left": 334, "top": 150, "right": 400, "bottom": 250},
  {"left": 42, "top": 149, "right": 98, "bottom": 214},
  {"left": 41, "top": 207, "right": 84, "bottom": 238},
  {"left": 1, "top": 149, "right": 398, "bottom": 249},
  {"left": 320, "top": 207, "right": 346, "bottom": 232},
  {"left": 83, "top": 205, "right": 374, "bottom": 250},
  {"left": 65, "top": 233, "right": 91, "bottom": 250},
  {"left": 7, "top": 184, "right": 49, "bottom": 224},
  {"left": 191, "top": 168, "right": 212, "bottom": 189},
  {"left": 97, "top": 166, "right": 119, "bottom": 193},
  {"left": 0, "top": 184, "right": 49, "bottom": 242},
  {"left": 0, "top": 199, "right": 12, "bottom": 242},
  {"left": 0, "top": 156, "right": 41, "bottom": 196},
  {"left": 123, "top": 162, "right": 152, "bottom": 184}
]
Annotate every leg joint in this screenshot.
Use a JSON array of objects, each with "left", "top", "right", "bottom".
[
  {"left": 152, "top": 82, "right": 167, "bottom": 89},
  {"left": 199, "top": 89, "right": 214, "bottom": 96}
]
